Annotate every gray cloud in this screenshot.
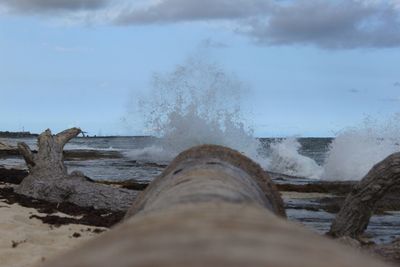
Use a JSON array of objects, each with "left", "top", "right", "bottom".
[
  {"left": 246, "top": 1, "right": 400, "bottom": 49},
  {"left": 0, "top": 0, "right": 108, "bottom": 14},
  {"left": 115, "top": 0, "right": 274, "bottom": 25},
  {"left": 2, "top": 0, "right": 400, "bottom": 49},
  {"left": 394, "top": 82, "right": 400, "bottom": 87},
  {"left": 113, "top": 0, "right": 400, "bottom": 49}
]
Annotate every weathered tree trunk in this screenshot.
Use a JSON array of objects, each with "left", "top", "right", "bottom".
[
  {"left": 328, "top": 152, "right": 400, "bottom": 238},
  {"left": 39, "top": 145, "right": 389, "bottom": 267},
  {"left": 126, "top": 144, "right": 286, "bottom": 218},
  {"left": 15, "top": 128, "right": 138, "bottom": 211}
]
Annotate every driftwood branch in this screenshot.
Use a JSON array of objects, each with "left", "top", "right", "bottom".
[
  {"left": 328, "top": 152, "right": 400, "bottom": 238},
  {"left": 39, "top": 145, "right": 389, "bottom": 267},
  {"left": 17, "top": 142, "right": 35, "bottom": 170},
  {"left": 16, "top": 128, "right": 138, "bottom": 211},
  {"left": 56, "top": 127, "right": 82, "bottom": 147}
]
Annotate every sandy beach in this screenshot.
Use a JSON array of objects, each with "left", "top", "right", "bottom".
[{"left": 0, "top": 182, "right": 107, "bottom": 267}]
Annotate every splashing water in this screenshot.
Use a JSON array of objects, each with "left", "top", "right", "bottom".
[
  {"left": 133, "top": 58, "right": 261, "bottom": 161},
  {"left": 127, "top": 57, "right": 325, "bottom": 179},
  {"left": 268, "top": 138, "right": 323, "bottom": 179},
  {"left": 268, "top": 115, "right": 400, "bottom": 181},
  {"left": 129, "top": 57, "right": 400, "bottom": 181},
  {"left": 321, "top": 115, "right": 400, "bottom": 181}
]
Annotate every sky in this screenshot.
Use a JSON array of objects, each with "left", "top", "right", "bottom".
[{"left": 1, "top": 0, "right": 400, "bottom": 137}]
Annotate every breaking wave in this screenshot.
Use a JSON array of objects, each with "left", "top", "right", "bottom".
[{"left": 321, "top": 115, "right": 400, "bottom": 180}]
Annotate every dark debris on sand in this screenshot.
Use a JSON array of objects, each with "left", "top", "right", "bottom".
[
  {"left": 0, "top": 167, "right": 28, "bottom": 184},
  {"left": 11, "top": 239, "right": 26, "bottom": 248},
  {"left": 0, "top": 185, "right": 124, "bottom": 228},
  {"left": 72, "top": 232, "right": 81, "bottom": 238}
]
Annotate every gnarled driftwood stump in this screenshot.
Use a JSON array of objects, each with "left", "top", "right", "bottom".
[
  {"left": 39, "top": 145, "right": 389, "bottom": 267},
  {"left": 329, "top": 152, "right": 400, "bottom": 238},
  {"left": 16, "top": 128, "right": 138, "bottom": 211}
]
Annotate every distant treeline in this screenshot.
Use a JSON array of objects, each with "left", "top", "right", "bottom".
[{"left": 0, "top": 131, "right": 38, "bottom": 138}]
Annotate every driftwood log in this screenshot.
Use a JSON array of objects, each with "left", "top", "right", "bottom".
[
  {"left": 15, "top": 128, "right": 138, "bottom": 211},
  {"left": 0, "top": 141, "right": 13, "bottom": 150},
  {"left": 329, "top": 152, "right": 400, "bottom": 238},
  {"left": 39, "top": 145, "right": 389, "bottom": 267}
]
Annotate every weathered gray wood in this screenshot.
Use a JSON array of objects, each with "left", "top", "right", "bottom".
[
  {"left": 15, "top": 128, "right": 138, "bottom": 211},
  {"left": 126, "top": 145, "right": 286, "bottom": 218},
  {"left": 38, "top": 145, "right": 390, "bottom": 267},
  {"left": 0, "top": 141, "right": 13, "bottom": 150},
  {"left": 18, "top": 142, "right": 36, "bottom": 170},
  {"left": 329, "top": 152, "right": 400, "bottom": 238}
]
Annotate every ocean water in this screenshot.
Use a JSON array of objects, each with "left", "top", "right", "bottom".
[
  {"left": 0, "top": 136, "right": 331, "bottom": 182},
  {"left": 1, "top": 134, "right": 394, "bottom": 182},
  {"left": 3, "top": 123, "right": 400, "bottom": 183}
]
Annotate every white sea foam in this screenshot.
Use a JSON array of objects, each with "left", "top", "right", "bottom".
[
  {"left": 64, "top": 144, "right": 118, "bottom": 151},
  {"left": 321, "top": 115, "right": 400, "bottom": 181},
  {"left": 270, "top": 114, "right": 400, "bottom": 181},
  {"left": 268, "top": 138, "right": 323, "bottom": 179},
  {"left": 123, "top": 145, "right": 172, "bottom": 163}
]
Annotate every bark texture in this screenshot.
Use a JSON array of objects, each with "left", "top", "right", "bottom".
[
  {"left": 15, "top": 128, "right": 137, "bottom": 211},
  {"left": 39, "top": 145, "right": 390, "bottom": 267},
  {"left": 126, "top": 144, "right": 286, "bottom": 218},
  {"left": 329, "top": 152, "right": 400, "bottom": 238}
]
